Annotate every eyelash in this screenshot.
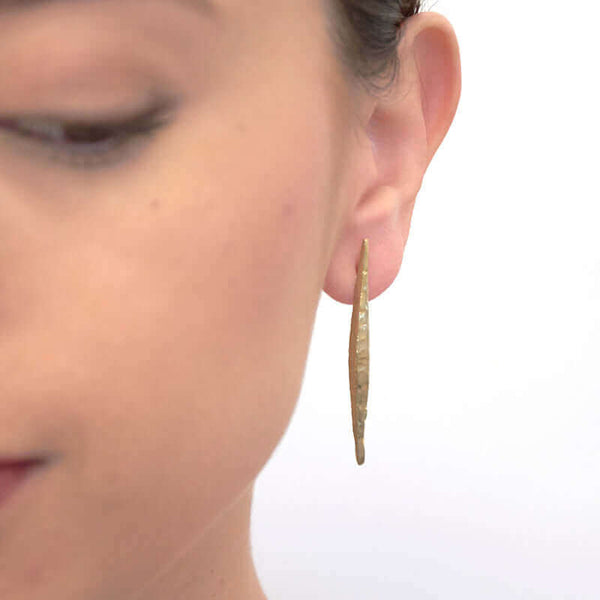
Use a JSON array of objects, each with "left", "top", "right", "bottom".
[{"left": 0, "top": 103, "right": 174, "bottom": 169}]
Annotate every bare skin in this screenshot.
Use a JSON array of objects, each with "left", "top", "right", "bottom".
[{"left": 0, "top": 1, "right": 461, "bottom": 599}]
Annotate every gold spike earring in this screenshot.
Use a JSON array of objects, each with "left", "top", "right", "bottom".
[{"left": 348, "top": 238, "right": 369, "bottom": 466}]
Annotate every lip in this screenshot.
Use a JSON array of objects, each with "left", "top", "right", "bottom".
[{"left": 0, "top": 458, "right": 47, "bottom": 510}]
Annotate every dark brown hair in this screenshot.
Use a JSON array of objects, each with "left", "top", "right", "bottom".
[{"left": 324, "top": 0, "right": 423, "bottom": 99}]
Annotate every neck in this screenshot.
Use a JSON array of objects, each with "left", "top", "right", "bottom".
[{"left": 129, "top": 481, "right": 267, "bottom": 600}]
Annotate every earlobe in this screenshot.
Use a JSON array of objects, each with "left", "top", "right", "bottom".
[{"left": 323, "top": 185, "right": 407, "bottom": 304}]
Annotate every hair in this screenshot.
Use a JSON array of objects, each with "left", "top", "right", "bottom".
[{"left": 324, "top": 0, "right": 423, "bottom": 100}]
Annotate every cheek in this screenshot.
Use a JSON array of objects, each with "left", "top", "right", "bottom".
[
  {"left": 92, "top": 160, "right": 325, "bottom": 588},
  {"left": 70, "top": 172, "right": 319, "bottom": 483}
]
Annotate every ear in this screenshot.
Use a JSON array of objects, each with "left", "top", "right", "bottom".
[{"left": 323, "top": 12, "right": 461, "bottom": 304}]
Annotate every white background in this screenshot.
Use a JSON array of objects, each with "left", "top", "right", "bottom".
[{"left": 252, "top": 1, "right": 600, "bottom": 598}]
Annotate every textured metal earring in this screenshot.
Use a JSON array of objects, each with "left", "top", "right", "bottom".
[{"left": 348, "top": 238, "right": 369, "bottom": 466}]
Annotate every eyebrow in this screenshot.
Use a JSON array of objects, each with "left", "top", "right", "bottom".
[{"left": 0, "top": 0, "right": 217, "bottom": 18}]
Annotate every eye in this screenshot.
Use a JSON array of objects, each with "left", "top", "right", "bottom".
[{"left": 0, "top": 100, "right": 176, "bottom": 169}]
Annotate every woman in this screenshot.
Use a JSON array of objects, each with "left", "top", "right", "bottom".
[{"left": 0, "top": 0, "right": 461, "bottom": 599}]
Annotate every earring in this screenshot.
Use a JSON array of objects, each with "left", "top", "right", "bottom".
[{"left": 348, "top": 238, "right": 369, "bottom": 466}]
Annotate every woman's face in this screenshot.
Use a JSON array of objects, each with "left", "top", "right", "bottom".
[{"left": 0, "top": 0, "right": 364, "bottom": 597}]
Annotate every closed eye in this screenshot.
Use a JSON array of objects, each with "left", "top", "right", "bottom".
[{"left": 0, "top": 98, "right": 178, "bottom": 169}]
